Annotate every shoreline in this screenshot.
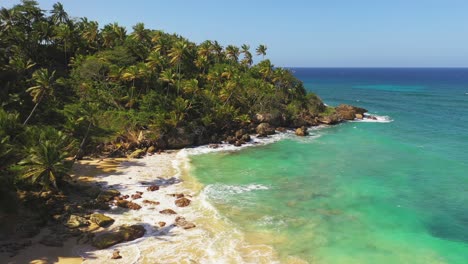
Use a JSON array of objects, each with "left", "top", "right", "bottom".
[{"left": 0, "top": 115, "right": 390, "bottom": 263}]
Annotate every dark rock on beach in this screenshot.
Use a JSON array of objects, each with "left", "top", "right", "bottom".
[
  {"left": 92, "top": 225, "right": 146, "bottom": 249},
  {"left": 90, "top": 213, "right": 115, "bottom": 227},
  {"left": 175, "top": 197, "right": 191, "bottom": 207},
  {"left": 147, "top": 185, "right": 159, "bottom": 191},
  {"left": 159, "top": 209, "right": 177, "bottom": 215}
]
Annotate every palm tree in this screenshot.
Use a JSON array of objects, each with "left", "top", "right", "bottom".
[
  {"left": 225, "top": 45, "right": 240, "bottom": 63},
  {"left": 146, "top": 50, "right": 166, "bottom": 72},
  {"left": 50, "top": 2, "right": 69, "bottom": 25},
  {"left": 210, "top": 40, "right": 223, "bottom": 63},
  {"left": 168, "top": 40, "right": 188, "bottom": 95},
  {"left": 241, "top": 44, "right": 253, "bottom": 67},
  {"left": 131, "top": 22, "right": 150, "bottom": 43},
  {"left": 81, "top": 19, "right": 99, "bottom": 51},
  {"left": 258, "top": 59, "right": 273, "bottom": 80},
  {"left": 19, "top": 130, "right": 71, "bottom": 190},
  {"left": 23, "top": 68, "right": 56, "bottom": 125},
  {"left": 121, "top": 65, "right": 141, "bottom": 107},
  {"left": 159, "top": 69, "right": 176, "bottom": 95},
  {"left": 256, "top": 44, "right": 267, "bottom": 59}
]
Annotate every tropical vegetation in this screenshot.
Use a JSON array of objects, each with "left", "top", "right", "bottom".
[{"left": 0, "top": 0, "right": 328, "bottom": 202}]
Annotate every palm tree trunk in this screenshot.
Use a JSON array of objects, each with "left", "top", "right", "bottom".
[
  {"left": 23, "top": 94, "right": 44, "bottom": 125},
  {"left": 74, "top": 121, "right": 92, "bottom": 160}
]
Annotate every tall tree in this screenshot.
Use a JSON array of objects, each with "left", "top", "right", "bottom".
[
  {"left": 256, "top": 44, "right": 267, "bottom": 59},
  {"left": 23, "top": 68, "right": 56, "bottom": 125}
]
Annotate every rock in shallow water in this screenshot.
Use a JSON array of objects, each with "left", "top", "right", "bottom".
[
  {"left": 159, "top": 209, "right": 177, "bottom": 215},
  {"left": 175, "top": 216, "right": 196, "bottom": 230},
  {"left": 175, "top": 197, "right": 191, "bottom": 207}
]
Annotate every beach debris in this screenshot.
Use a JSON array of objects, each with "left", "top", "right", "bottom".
[
  {"left": 111, "top": 249, "right": 122, "bottom": 259},
  {"left": 129, "top": 149, "right": 146, "bottom": 159},
  {"left": 295, "top": 126, "right": 309, "bottom": 136},
  {"left": 65, "top": 214, "right": 89, "bottom": 229},
  {"left": 175, "top": 197, "right": 191, "bottom": 207},
  {"left": 116, "top": 200, "right": 142, "bottom": 210},
  {"left": 159, "top": 209, "right": 177, "bottom": 215},
  {"left": 147, "top": 185, "right": 159, "bottom": 191},
  {"left": 158, "top": 221, "right": 166, "bottom": 227},
  {"left": 143, "top": 199, "right": 160, "bottom": 205},
  {"left": 175, "top": 216, "right": 196, "bottom": 230},
  {"left": 92, "top": 225, "right": 145, "bottom": 249},
  {"left": 90, "top": 213, "right": 115, "bottom": 227}
]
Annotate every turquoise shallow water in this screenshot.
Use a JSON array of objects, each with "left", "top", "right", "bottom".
[{"left": 191, "top": 68, "right": 468, "bottom": 263}]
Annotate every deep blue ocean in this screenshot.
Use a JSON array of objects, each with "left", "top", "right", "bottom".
[{"left": 191, "top": 68, "right": 468, "bottom": 263}]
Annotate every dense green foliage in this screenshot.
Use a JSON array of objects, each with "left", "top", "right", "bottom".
[{"left": 0, "top": 1, "right": 326, "bottom": 194}]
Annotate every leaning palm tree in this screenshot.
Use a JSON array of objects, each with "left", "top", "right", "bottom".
[
  {"left": 225, "top": 45, "right": 240, "bottom": 63},
  {"left": 256, "top": 44, "right": 267, "bottom": 59},
  {"left": 241, "top": 44, "right": 253, "bottom": 67},
  {"left": 23, "top": 68, "right": 56, "bottom": 125},
  {"left": 19, "top": 135, "right": 69, "bottom": 190}
]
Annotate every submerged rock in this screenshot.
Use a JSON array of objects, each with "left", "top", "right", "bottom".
[
  {"left": 175, "top": 216, "right": 196, "bottom": 230},
  {"left": 90, "top": 213, "right": 115, "bottom": 227},
  {"left": 116, "top": 200, "right": 141, "bottom": 210},
  {"left": 168, "top": 193, "right": 184, "bottom": 199},
  {"left": 159, "top": 209, "right": 177, "bottom": 215},
  {"left": 146, "top": 185, "right": 159, "bottom": 191},
  {"left": 142, "top": 199, "right": 160, "bottom": 205},
  {"left": 175, "top": 197, "right": 191, "bottom": 207}
]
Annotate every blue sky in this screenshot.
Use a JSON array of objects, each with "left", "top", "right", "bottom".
[{"left": 3, "top": 0, "right": 468, "bottom": 67}]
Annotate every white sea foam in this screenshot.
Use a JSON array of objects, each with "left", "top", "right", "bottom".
[
  {"left": 75, "top": 150, "right": 281, "bottom": 263},
  {"left": 352, "top": 113, "right": 393, "bottom": 123}
]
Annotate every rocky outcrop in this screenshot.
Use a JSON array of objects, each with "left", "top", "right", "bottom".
[
  {"left": 166, "top": 127, "right": 195, "bottom": 149},
  {"left": 175, "top": 197, "right": 191, "bottom": 207},
  {"left": 90, "top": 213, "right": 115, "bottom": 227},
  {"left": 256, "top": 123, "right": 275, "bottom": 137},
  {"left": 335, "top": 104, "right": 367, "bottom": 120},
  {"left": 65, "top": 215, "right": 88, "bottom": 229},
  {"left": 318, "top": 114, "right": 341, "bottom": 124},
  {"left": 295, "top": 126, "right": 308, "bottom": 136},
  {"left": 254, "top": 112, "right": 287, "bottom": 127},
  {"left": 92, "top": 225, "right": 146, "bottom": 249},
  {"left": 355, "top": 113, "right": 364, "bottom": 119}
]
